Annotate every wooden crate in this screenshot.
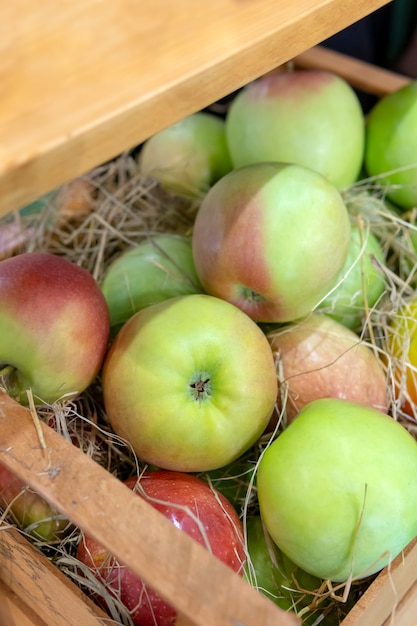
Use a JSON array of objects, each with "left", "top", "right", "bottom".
[{"left": 3, "top": 2, "right": 417, "bottom": 625}]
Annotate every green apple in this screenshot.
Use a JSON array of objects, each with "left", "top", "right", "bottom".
[
  {"left": 364, "top": 80, "right": 417, "bottom": 210},
  {"left": 267, "top": 313, "right": 388, "bottom": 425},
  {"left": 318, "top": 225, "right": 386, "bottom": 330},
  {"left": 244, "top": 515, "right": 349, "bottom": 625},
  {"left": 0, "top": 252, "right": 110, "bottom": 405},
  {"left": 0, "top": 462, "right": 71, "bottom": 542},
  {"left": 225, "top": 69, "right": 365, "bottom": 189},
  {"left": 102, "top": 294, "right": 277, "bottom": 472},
  {"left": 101, "top": 234, "right": 204, "bottom": 327},
  {"left": 138, "top": 111, "right": 233, "bottom": 198},
  {"left": 192, "top": 162, "right": 351, "bottom": 323},
  {"left": 257, "top": 398, "right": 417, "bottom": 582}
]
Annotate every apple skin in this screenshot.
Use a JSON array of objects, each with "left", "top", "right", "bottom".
[
  {"left": 0, "top": 463, "right": 71, "bottom": 541},
  {"left": 318, "top": 225, "right": 386, "bottom": 330},
  {"left": 244, "top": 515, "right": 351, "bottom": 625},
  {"left": 102, "top": 294, "right": 277, "bottom": 472},
  {"left": 101, "top": 234, "right": 204, "bottom": 328},
  {"left": 364, "top": 80, "right": 417, "bottom": 210},
  {"left": 138, "top": 111, "right": 233, "bottom": 198},
  {"left": 76, "top": 470, "right": 246, "bottom": 626},
  {"left": 257, "top": 398, "right": 417, "bottom": 582},
  {"left": 0, "top": 252, "right": 110, "bottom": 405},
  {"left": 192, "top": 162, "right": 351, "bottom": 323},
  {"left": 267, "top": 313, "right": 388, "bottom": 426},
  {"left": 225, "top": 69, "right": 365, "bottom": 189}
]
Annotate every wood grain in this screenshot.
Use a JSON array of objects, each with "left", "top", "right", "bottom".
[
  {"left": 340, "top": 537, "right": 417, "bottom": 626},
  {"left": 295, "top": 45, "right": 410, "bottom": 96},
  {"left": 0, "top": 0, "right": 392, "bottom": 217},
  {"left": 0, "top": 388, "right": 299, "bottom": 626},
  {"left": 0, "top": 527, "right": 111, "bottom": 626}
]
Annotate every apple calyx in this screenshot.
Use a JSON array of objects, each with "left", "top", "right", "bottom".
[
  {"left": 0, "top": 364, "right": 28, "bottom": 403},
  {"left": 189, "top": 373, "right": 211, "bottom": 401},
  {"left": 240, "top": 286, "right": 265, "bottom": 303}
]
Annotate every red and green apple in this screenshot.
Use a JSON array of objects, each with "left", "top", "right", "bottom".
[
  {"left": 0, "top": 252, "right": 110, "bottom": 405},
  {"left": 192, "top": 162, "right": 351, "bottom": 323},
  {"left": 225, "top": 69, "right": 365, "bottom": 189},
  {"left": 267, "top": 313, "right": 388, "bottom": 425}
]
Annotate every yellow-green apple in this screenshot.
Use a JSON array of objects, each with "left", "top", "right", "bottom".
[
  {"left": 191, "top": 162, "right": 351, "bottom": 323},
  {"left": 318, "top": 225, "right": 386, "bottom": 330},
  {"left": 257, "top": 398, "right": 417, "bottom": 582},
  {"left": 225, "top": 69, "right": 365, "bottom": 189},
  {"left": 76, "top": 470, "right": 246, "bottom": 626},
  {"left": 138, "top": 111, "right": 233, "bottom": 198},
  {"left": 364, "top": 80, "right": 417, "bottom": 210},
  {"left": 0, "top": 463, "right": 71, "bottom": 541},
  {"left": 0, "top": 252, "right": 110, "bottom": 404},
  {"left": 102, "top": 294, "right": 277, "bottom": 472},
  {"left": 101, "top": 234, "right": 204, "bottom": 328},
  {"left": 267, "top": 313, "right": 388, "bottom": 427}
]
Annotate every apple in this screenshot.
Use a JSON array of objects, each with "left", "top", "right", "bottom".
[
  {"left": 76, "top": 470, "right": 246, "bottom": 626},
  {"left": 0, "top": 252, "right": 110, "bottom": 405},
  {"left": 317, "top": 225, "right": 386, "bottom": 330},
  {"left": 257, "top": 398, "right": 417, "bottom": 582},
  {"left": 0, "top": 463, "right": 72, "bottom": 542},
  {"left": 225, "top": 69, "right": 365, "bottom": 189},
  {"left": 102, "top": 294, "right": 277, "bottom": 472},
  {"left": 244, "top": 515, "right": 351, "bottom": 625},
  {"left": 267, "top": 313, "right": 388, "bottom": 426},
  {"left": 138, "top": 111, "right": 233, "bottom": 198},
  {"left": 384, "top": 295, "right": 417, "bottom": 417},
  {"left": 364, "top": 79, "right": 417, "bottom": 210},
  {"left": 192, "top": 162, "right": 351, "bottom": 323},
  {"left": 101, "top": 234, "right": 204, "bottom": 328}
]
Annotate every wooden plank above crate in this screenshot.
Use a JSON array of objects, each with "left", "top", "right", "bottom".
[{"left": 0, "top": 0, "right": 392, "bottom": 218}]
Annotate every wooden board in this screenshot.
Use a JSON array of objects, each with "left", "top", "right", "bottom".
[
  {"left": 0, "top": 527, "right": 111, "bottom": 626},
  {"left": 0, "top": 0, "right": 392, "bottom": 217}
]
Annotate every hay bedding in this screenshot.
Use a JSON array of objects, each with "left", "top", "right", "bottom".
[{"left": 1, "top": 150, "right": 417, "bottom": 625}]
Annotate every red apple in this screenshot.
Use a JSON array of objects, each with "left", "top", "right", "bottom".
[
  {"left": 0, "top": 463, "right": 71, "bottom": 541},
  {"left": 267, "top": 313, "right": 388, "bottom": 426},
  {"left": 225, "top": 69, "right": 365, "bottom": 189},
  {"left": 0, "top": 252, "right": 110, "bottom": 405},
  {"left": 76, "top": 470, "right": 246, "bottom": 626},
  {"left": 192, "top": 162, "right": 351, "bottom": 323}
]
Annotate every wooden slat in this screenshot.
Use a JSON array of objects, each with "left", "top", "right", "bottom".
[
  {"left": 0, "top": 388, "right": 299, "bottom": 626},
  {"left": 340, "top": 537, "right": 417, "bottom": 626},
  {"left": 0, "top": 0, "right": 392, "bottom": 217},
  {"left": 295, "top": 45, "right": 410, "bottom": 97},
  {"left": 0, "top": 579, "right": 47, "bottom": 626},
  {"left": 0, "top": 528, "right": 111, "bottom": 626}
]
